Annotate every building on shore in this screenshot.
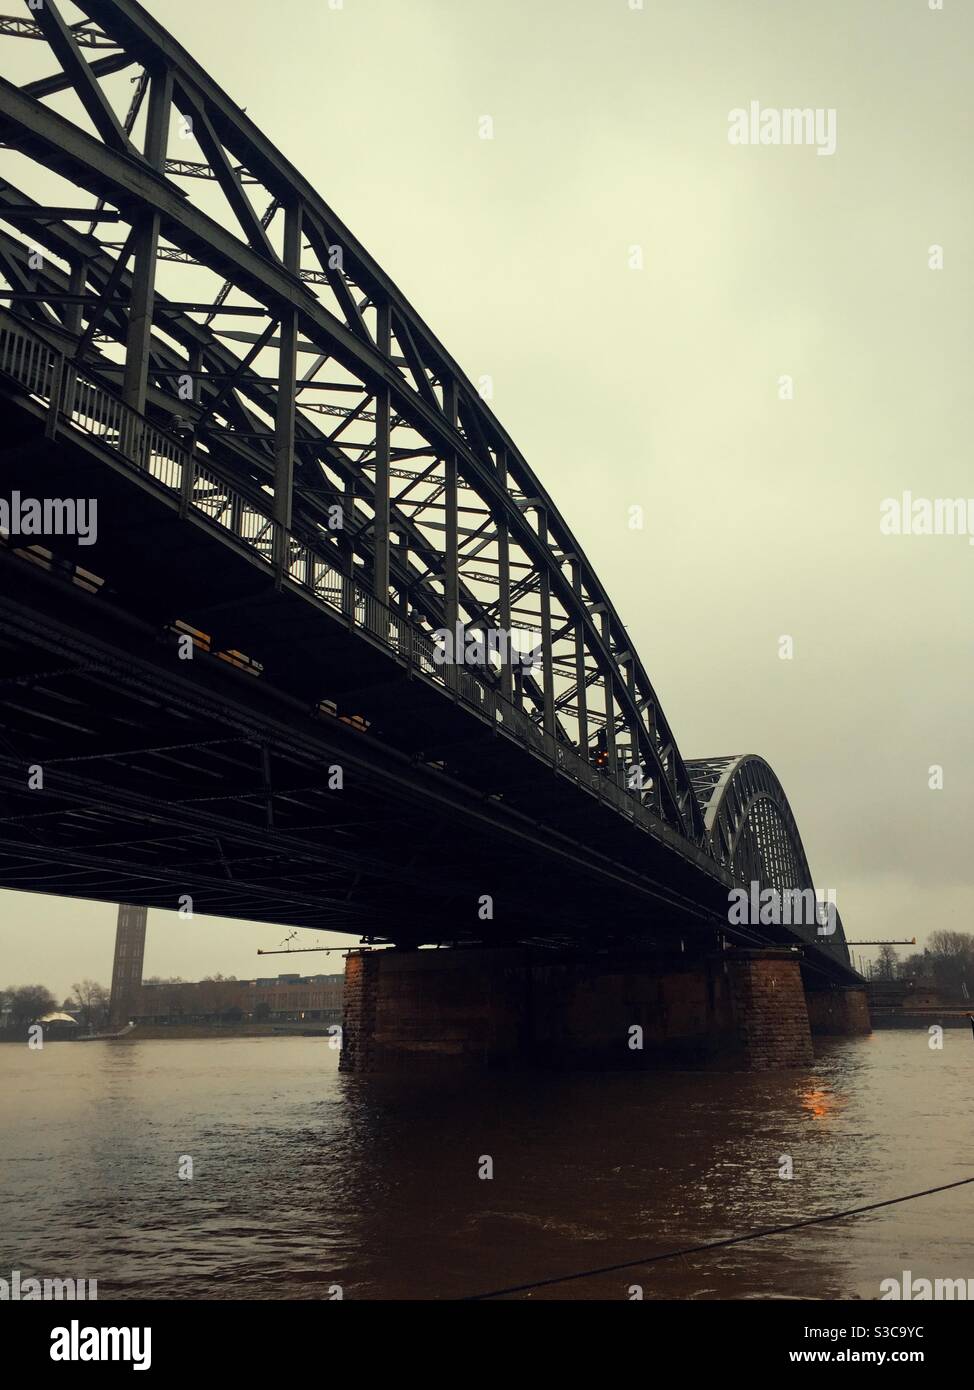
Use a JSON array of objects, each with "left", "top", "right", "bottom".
[
  {"left": 136, "top": 973, "right": 344, "bottom": 1025},
  {"left": 865, "top": 976, "right": 972, "bottom": 1026}
]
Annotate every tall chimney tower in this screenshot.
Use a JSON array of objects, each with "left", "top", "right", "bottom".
[{"left": 109, "top": 904, "right": 147, "bottom": 1025}]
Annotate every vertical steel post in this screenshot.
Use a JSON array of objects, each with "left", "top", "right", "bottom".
[
  {"left": 536, "top": 507, "right": 556, "bottom": 738},
  {"left": 496, "top": 448, "right": 513, "bottom": 703},
  {"left": 46, "top": 256, "right": 87, "bottom": 438},
  {"left": 122, "top": 67, "right": 171, "bottom": 416},
  {"left": 65, "top": 257, "right": 87, "bottom": 340},
  {"left": 373, "top": 304, "right": 391, "bottom": 610},
  {"left": 571, "top": 559, "right": 588, "bottom": 752},
  {"left": 600, "top": 611, "right": 617, "bottom": 777},
  {"left": 442, "top": 378, "right": 459, "bottom": 638},
  {"left": 624, "top": 657, "right": 639, "bottom": 788},
  {"left": 186, "top": 344, "right": 202, "bottom": 404},
  {"left": 273, "top": 200, "right": 302, "bottom": 583},
  {"left": 178, "top": 342, "right": 202, "bottom": 516},
  {"left": 341, "top": 474, "right": 356, "bottom": 619}
]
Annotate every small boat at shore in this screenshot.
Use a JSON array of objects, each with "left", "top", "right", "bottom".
[{"left": 77, "top": 1021, "right": 137, "bottom": 1041}]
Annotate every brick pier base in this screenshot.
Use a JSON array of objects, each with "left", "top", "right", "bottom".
[
  {"left": 339, "top": 944, "right": 819, "bottom": 1074},
  {"left": 724, "top": 948, "right": 814, "bottom": 1069},
  {"left": 339, "top": 950, "right": 380, "bottom": 1072},
  {"left": 805, "top": 987, "right": 872, "bottom": 1036}
]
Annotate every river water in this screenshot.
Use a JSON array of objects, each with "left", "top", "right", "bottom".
[{"left": 0, "top": 1031, "right": 970, "bottom": 1300}]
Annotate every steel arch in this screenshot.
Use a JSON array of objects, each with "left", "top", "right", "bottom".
[
  {"left": 0, "top": 0, "right": 704, "bottom": 845},
  {"left": 0, "top": 1, "right": 858, "bottom": 979}
]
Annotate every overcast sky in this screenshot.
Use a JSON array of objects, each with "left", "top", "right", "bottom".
[{"left": 2, "top": 0, "right": 971, "bottom": 997}]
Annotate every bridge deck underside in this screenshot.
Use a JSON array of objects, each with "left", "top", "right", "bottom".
[
  {"left": 0, "top": 393, "right": 745, "bottom": 949},
  {"left": 0, "top": 392, "right": 856, "bottom": 985},
  {"left": 0, "top": 3, "right": 858, "bottom": 986}
]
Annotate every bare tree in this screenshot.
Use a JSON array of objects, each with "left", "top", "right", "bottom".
[
  {"left": 71, "top": 980, "right": 111, "bottom": 1031},
  {"left": 925, "top": 931, "right": 974, "bottom": 1000},
  {"left": 897, "top": 950, "right": 928, "bottom": 979},
  {"left": 927, "top": 930, "right": 973, "bottom": 958},
  {"left": 875, "top": 945, "right": 899, "bottom": 980}
]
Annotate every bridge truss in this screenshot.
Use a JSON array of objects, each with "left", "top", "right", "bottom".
[
  {"left": 0, "top": 0, "right": 854, "bottom": 976},
  {"left": 0, "top": 0, "right": 705, "bottom": 839}
]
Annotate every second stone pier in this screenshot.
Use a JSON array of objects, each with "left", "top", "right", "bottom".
[{"left": 339, "top": 943, "right": 864, "bottom": 1074}]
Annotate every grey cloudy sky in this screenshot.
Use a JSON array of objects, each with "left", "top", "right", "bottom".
[{"left": 2, "top": 0, "right": 971, "bottom": 996}]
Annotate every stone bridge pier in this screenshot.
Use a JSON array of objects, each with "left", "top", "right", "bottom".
[{"left": 339, "top": 944, "right": 870, "bottom": 1074}]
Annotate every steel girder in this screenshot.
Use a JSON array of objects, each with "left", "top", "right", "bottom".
[
  {"left": 0, "top": 1, "right": 856, "bottom": 979},
  {"left": 0, "top": 535, "right": 731, "bottom": 946},
  {"left": 0, "top": 0, "right": 705, "bottom": 845}
]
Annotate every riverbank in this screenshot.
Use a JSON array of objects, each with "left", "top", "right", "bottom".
[
  {"left": 133, "top": 1023, "right": 337, "bottom": 1039},
  {"left": 870, "top": 1010, "right": 974, "bottom": 1029},
  {"left": 0, "top": 1022, "right": 338, "bottom": 1042}
]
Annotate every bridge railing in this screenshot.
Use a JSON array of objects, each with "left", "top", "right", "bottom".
[
  {"left": 0, "top": 324, "right": 57, "bottom": 398},
  {"left": 0, "top": 310, "right": 712, "bottom": 872}
]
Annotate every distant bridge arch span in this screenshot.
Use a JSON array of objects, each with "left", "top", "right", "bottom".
[{"left": 687, "top": 755, "right": 849, "bottom": 965}]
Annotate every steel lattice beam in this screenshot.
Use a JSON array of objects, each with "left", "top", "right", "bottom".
[
  {"left": 0, "top": 0, "right": 855, "bottom": 979},
  {"left": 0, "top": 0, "right": 704, "bottom": 842}
]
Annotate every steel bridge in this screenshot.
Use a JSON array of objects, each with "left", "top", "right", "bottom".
[{"left": 0, "top": 0, "right": 857, "bottom": 985}]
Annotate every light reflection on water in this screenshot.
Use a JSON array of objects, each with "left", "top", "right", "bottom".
[{"left": 0, "top": 1030, "right": 970, "bottom": 1300}]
